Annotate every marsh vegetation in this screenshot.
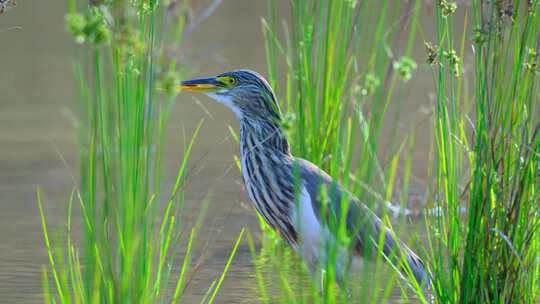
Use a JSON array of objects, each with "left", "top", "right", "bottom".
[{"left": 31, "top": 0, "right": 540, "bottom": 303}]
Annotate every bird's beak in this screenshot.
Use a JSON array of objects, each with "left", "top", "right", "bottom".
[{"left": 178, "top": 77, "right": 223, "bottom": 92}]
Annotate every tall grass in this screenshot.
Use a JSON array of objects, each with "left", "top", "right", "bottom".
[
  {"left": 427, "top": 1, "right": 540, "bottom": 303},
  {"left": 39, "top": 0, "right": 242, "bottom": 302},
  {"left": 256, "top": 0, "right": 426, "bottom": 302},
  {"left": 259, "top": 0, "right": 540, "bottom": 303}
]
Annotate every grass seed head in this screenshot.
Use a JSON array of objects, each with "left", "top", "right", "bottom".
[
  {"left": 425, "top": 41, "right": 439, "bottom": 65},
  {"left": 439, "top": 0, "right": 457, "bottom": 17},
  {"left": 443, "top": 49, "right": 460, "bottom": 77},
  {"left": 393, "top": 56, "right": 418, "bottom": 82}
]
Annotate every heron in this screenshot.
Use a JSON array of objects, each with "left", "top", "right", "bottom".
[{"left": 179, "top": 69, "right": 429, "bottom": 288}]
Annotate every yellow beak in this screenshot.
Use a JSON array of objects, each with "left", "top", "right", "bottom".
[{"left": 178, "top": 77, "right": 223, "bottom": 92}]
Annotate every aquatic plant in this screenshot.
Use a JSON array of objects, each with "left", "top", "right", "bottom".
[
  {"left": 257, "top": 0, "right": 426, "bottom": 302},
  {"left": 258, "top": 0, "right": 540, "bottom": 303},
  {"left": 427, "top": 1, "right": 540, "bottom": 302},
  {"left": 39, "top": 0, "right": 242, "bottom": 302}
]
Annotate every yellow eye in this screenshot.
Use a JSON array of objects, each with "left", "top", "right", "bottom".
[{"left": 218, "top": 76, "right": 237, "bottom": 87}]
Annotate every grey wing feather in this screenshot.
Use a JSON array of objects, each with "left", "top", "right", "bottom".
[{"left": 294, "top": 157, "right": 429, "bottom": 287}]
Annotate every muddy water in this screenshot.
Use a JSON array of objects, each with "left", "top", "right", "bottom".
[{"left": 0, "top": 1, "right": 433, "bottom": 303}]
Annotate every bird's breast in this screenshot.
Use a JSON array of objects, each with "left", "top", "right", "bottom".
[
  {"left": 292, "top": 185, "right": 325, "bottom": 254},
  {"left": 239, "top": 151, "right": 298, "bottom": 244}
]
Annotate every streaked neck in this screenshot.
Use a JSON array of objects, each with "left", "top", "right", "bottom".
[{"left": 239, "top": 118, "right": 290, "bottom": 157}]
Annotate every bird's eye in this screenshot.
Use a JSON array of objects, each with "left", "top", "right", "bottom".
[
  {"left": 219, "top": 76, "right": 237, "bottom": 87},
  {"left": 226, "top": 77, "right": 237, "bottom": 85}
]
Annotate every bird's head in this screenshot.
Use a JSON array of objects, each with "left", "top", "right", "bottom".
[{"left": 179, "top": 70, "right": 281, "bottom": 121}]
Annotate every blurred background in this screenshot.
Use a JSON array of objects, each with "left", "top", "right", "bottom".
[{"left": 0, "top": 1, "right": 434, "bottom": 302}]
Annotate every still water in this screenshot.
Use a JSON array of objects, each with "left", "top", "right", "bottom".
[{"left": 0, "top": 1, "right": 433, "bottom": 302}]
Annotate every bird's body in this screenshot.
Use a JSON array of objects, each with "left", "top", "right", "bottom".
[{"left": 180, "top": 70, "right": 429, "bottom": 287}]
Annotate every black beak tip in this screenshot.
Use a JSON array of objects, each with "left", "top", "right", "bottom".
[{"left": 180, "top": 79, "right": 198, "bottom": 86}]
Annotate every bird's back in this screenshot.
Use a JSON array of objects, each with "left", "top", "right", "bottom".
[{"left": 294, "top": 157, "right": 429, "bottom": 287}]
